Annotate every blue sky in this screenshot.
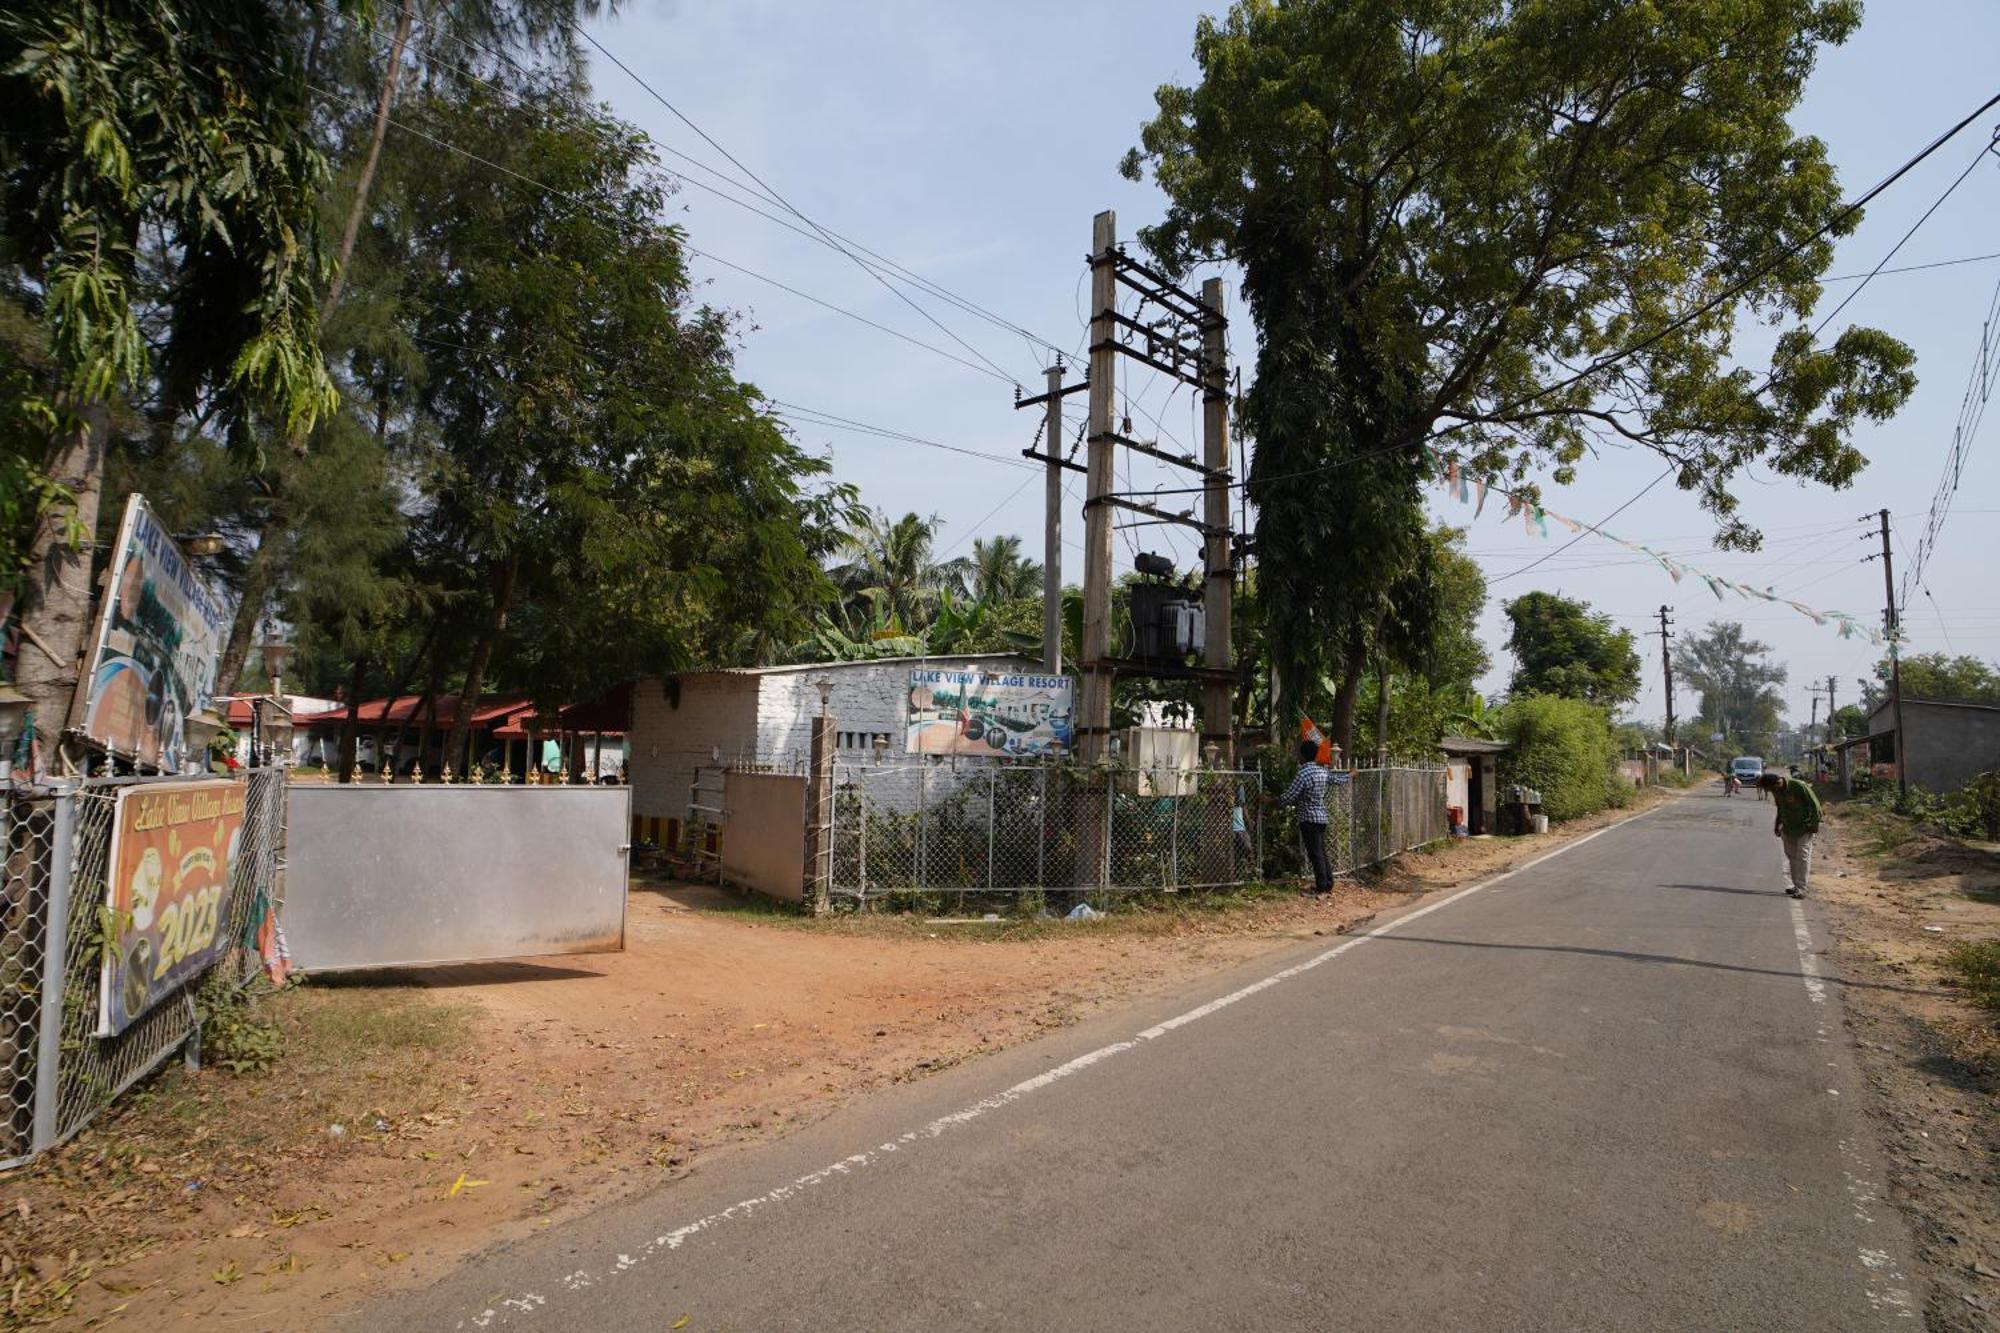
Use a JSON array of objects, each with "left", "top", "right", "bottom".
[{"left": 581, "top": 0, "right": 2000, "bottom": 730}]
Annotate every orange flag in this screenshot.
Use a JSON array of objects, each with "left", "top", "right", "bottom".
[{"left": 1299, "top": 716, "right": 1333, "bottom": 766}]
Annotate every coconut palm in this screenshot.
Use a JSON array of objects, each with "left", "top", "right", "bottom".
[
  {"left": 828, "top": 510, "right": 961, "bottom": 632},
  {"left": 963, "top": 534, "right": 1043, "bottom": 604}
]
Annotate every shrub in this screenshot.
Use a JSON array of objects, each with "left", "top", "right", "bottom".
[
  {"left": 195, "top": 975, "right": 284, "bottom": 1074},
  {"left": 1945, "top": 939, "right": 2000, "bottom": 1012},
  {"left": 1495, "top": 695, "right": 1620, "bottom": 822},
  {"left": 1955, "top": 771, "right": 2000, "bottom": 842}
]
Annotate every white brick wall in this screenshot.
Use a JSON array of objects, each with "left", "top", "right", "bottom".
[
  {"left": 628, "top": 675, "right": 759, "bottom": 820},
  {"left": 629, "top": 655, "right": 1038, "bottom": 821}
]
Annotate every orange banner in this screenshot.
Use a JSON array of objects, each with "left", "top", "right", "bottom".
[{"left": 97, "top": 779, "right": 247, "bottom": 1036}]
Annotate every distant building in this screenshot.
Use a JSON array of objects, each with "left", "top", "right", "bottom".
[
  {"left": 627, "top": 653, "right": 1045, "bottom": 843},
  {"left": 1866, "top": 696, "right": 2000, "bottom": 793},
  {"left": 1439, "top": 736, "right": 1508, "bottom": 835}
]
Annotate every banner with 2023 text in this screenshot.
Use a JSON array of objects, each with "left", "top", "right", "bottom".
[{"left": 98, "top": 779, "right": 246, "bottom": 1037}]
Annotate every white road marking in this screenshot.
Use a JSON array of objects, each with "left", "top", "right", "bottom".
[
  {"left": 1789, "top": 898, "right": 1828, "bottom": 1005},
  {"left": 451, "top": 802, "right": 1670, "bottom": 1328}
]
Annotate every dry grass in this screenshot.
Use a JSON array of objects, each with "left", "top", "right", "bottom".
[{"left": 0, "top": 988, "right": 476, "bottom": 1329}]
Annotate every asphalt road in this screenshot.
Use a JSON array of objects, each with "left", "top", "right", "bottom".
[{"left": 356, "top": 788, "right": 1924, "bottom": 1331}]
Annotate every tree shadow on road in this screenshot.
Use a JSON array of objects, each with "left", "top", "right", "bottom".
[
  {"left": 1370, "top": 934, "right": 1948, "bottom": 997},
  {"left": 1661, "top": 881, "right": 1786, "bottom": 897}
]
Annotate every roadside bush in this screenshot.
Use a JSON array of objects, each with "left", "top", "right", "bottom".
[
  {"left": 1495, "top": 695, "right": 1620, "bottom": 822},
  {"left": 1957, "top": 771, "right": 2000, "bottom": 842},
  {"left": 1884, "top": 783, "right": 1991, "bottom": 841},
  {"left": 195, "top": 975, "right": 284, "bottom": 1074},
  {"left": 1945, "top": 939, "right": 2000, "bottom": 1012}
]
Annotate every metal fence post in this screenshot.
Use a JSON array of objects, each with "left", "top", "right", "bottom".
[
  {"left": 857, "top": 770, "right": 869, "bottom": 906},
  {"left": 1036, "top": 767, "right": 1047, "bottom": 891},
  {"left": 30, "top": 788, "right": 75, "bottom": 1156},
  {"left": 1101, "top": 772, "right": 1114, "bottom": 890},
  {"left": 1169, "top": 781, "right": 1180, "bottom": 892},
  {"left": 986, "top": 768, "right": 996, "bottom": 892}
]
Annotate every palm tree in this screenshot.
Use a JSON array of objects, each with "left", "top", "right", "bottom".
[
  {"left": 829, "top": 510, "right": 958, "bottom": 631},
  {"left": 964, "top": 535, "right": 1043, "bottom": 603}
]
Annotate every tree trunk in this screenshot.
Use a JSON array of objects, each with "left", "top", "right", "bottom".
[
  {"left": 322, "top": 0, "right": 415, "bottom": 316},
  {"left": 337, "top": 657, "right": 365, "bottom": 783},
  {"left": 1373, "top": 662, "right": 1391, "bottom": 766},
  {"left": 14, "top": 404, "right": 111, "bottom": 753},
  {"left": 443, "top": 552, "right": 518, "bottom": 777},
  {"left": 212, "top": 515, "right": 284, "bottom": 699},
  {"left": 1329, "top": 664, "right": 1364, "bottom": 766}
]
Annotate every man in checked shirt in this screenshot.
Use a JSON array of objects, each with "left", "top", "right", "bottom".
[{"left": 1269, "top": 738, "right": 1334, "bottom": 896}]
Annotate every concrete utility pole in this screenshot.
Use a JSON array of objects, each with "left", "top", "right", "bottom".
[
  {"left": 1875, "top": 508, "right": 1907, "bottom": 797},
  {"left": 1078, "top": 210, "right": 1118, "bottom": 764},
  {"left": 1041, "top": 363, "right": 1065, "bottom": 673},
  {"left": 1824, "top": 675, "right": 1837, "bottom": 746},
  {"left": 1655, "top": 605, "right": 1675, "bottom": 745},
  {"left": 1200, "top": 276, "right": 1233, "bottom": 765}
]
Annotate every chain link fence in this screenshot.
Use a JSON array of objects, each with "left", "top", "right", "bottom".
[
  {"left": 828, "top": 761, "right": 1446, "bottom": 906},
  {"left": 0, "top": 768, "right": 283, "bottom": 1168},
  {"left": 829, "top": 761, "right": 1265, "bottom": 905}
]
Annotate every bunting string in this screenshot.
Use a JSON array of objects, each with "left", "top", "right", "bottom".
[{"left": 1425, "top": 450, "right": 1890, "bottom": 647}]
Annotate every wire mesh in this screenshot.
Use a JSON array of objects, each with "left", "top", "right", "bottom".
[
  {"left": 830, "top": 762, "right": 1266, "bottom": 903},
  {"left": 0, "top": 792, "right": 57, "bottom": 1166},
  {"left": 0, "top": 768, "right": 284, "bottom": 1167}
]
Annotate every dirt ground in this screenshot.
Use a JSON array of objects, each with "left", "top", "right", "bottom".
[
  {"left": 0, "top": 788, "right": 1675, "bottom": 1330},
  {"left": 1812, "top": 801, "right": 2000, "bottom": 1331}
]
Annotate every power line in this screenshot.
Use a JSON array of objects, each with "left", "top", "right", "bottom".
[
  {"left": 1906, "top": 267, "right": 2000, "bottom": 599},
  {"left": 1821, "top": 249, "right": 2000, "bottom": 283},
  {"left": 569, "top": 25, "right": 1028, "bottom": 385},
  {"left": 1117, "top": 90, "right": 2000, "bottom": 505},
  {"left": 319, "top": 0, "right": 1072, "bottom": 372},
  {"left": 770, "top": 401, "right": 1041, "bottom": 473},
  {"left": 1486, "top": 466, "right": 1675, "bottom": 585},
  {"left": 300, "top": 75, "right": 1020, "bottom": 386}
]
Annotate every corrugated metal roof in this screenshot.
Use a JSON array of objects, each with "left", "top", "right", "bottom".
[{"left": 674, "top": 652, "right": 1038, "bottom": 680}]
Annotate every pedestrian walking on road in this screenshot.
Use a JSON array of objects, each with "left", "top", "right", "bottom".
[
  {"left": 1269, "top": 739, "right": 1333, "bottom": 896},
  {"left": 1758, "top": 770, "right": 1822, "bottom": 899}
]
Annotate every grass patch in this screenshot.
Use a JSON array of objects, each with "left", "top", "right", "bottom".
[{"left": 1945, "top": 940, "right": 2000, "bottom": 1013}]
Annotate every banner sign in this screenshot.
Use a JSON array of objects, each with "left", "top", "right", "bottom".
[
  {"left": 906, "top": 668, "right": 1074, "bottom": 758},
  {"left": 78, "top": 494, "right": 233, "bottom": 772},
  {"left": 98, "top": 779, "right": 246, "bottom": 1036}
]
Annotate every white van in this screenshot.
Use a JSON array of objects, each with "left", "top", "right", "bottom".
[{"left": 1729, "top": 756, "right": 1764, "bottom": 783}]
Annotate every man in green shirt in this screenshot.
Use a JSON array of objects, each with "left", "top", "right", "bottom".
[{"left": 1757, "top": 771, "right": 1822, "bottom": 899}]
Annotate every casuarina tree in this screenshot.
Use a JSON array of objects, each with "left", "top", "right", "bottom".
[
  {"left": 1674, "top": 620, "right": 1788, "bottom": 756},
  {"left": 1, "top": 0, "right": 336, "bottom": 743},
  {"left": 1122, "top": 0, "right": 1916, "bottom": 750}
]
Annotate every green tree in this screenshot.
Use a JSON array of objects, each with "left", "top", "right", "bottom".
[
  {"left": 1497, "top": 694, "right": 1622, "bottom": 821},
  {"left": 211, "top": 0, "right": 616, "bottom": 697},
  {"left": 383, "top": 80, "right": 843, "bottom": 766},
  {"left": 1504, "top": 591, "right": 1641, "bottom": 707},
  {"left": 830, "top": 511, "right": 963, "bottom": 633},
  {"left": 1863, "top": 651, "right": 2000, "bottom": 708},
  {"left": 1829, "top": 702, "right": 1869, "bottom": 741},
  {"left": 1372, "top": 526, "right": 1490, "bottom": 756},
  {"left": 2, "top": 0, "right": 336, "bottom": 735},
  {"left": 1122, "top": 0, "right": 1915, "bottom": 748},
  {"left": 1673, "top": 620, "right": 1788, "bottom": 756},
  {"left": 963, "top": 535, "right": 1043, "bottom": 604}
]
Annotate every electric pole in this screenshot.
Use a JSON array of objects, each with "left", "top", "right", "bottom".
[
  {"left": 1823, "top": 675, "right": 1837, "bottom": 747},
  {"left": 1079, "top": 210, "right": 1118, "bottom": 764},
  {"left": 1200, "top": 276, "right": 1233, "bottom": 765},
  {"left": 1873, "top": 508, "right": 1907, "bottom": 797},
  {"left": 1040, "top": 363, "right": 1065, "bottom": 673},
  {"left": 1017, "top": 362, "right": 1087, "bottom": 673},
  {"left": 1653, "top": 605, "right": 1676, "bottom": 746}
]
